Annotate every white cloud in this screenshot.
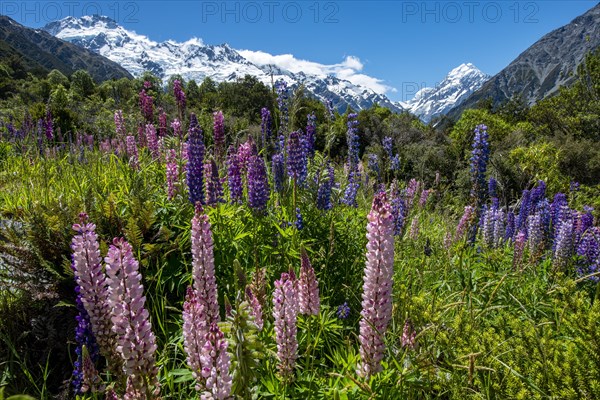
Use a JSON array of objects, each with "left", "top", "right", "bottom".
[{"left": 237, "top": 50, "right": 394, "bottom": 95}]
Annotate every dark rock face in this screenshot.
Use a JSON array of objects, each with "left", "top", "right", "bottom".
[
  {"left": 449, "top": 3, "right": 600, "bottom": 118},
  {"left": 0, "top": 15, "right": 132, "bottom": 81}
]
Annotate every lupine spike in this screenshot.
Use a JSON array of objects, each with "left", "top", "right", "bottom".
[
  {"left": 213, "top": 111, "right": 225, "bottom": 161},
  {"left": 187, "top": 114, "right": 206, "bottom": 205},
  {"left": 273, "top": 272, "right": 298, "bottom": 381},
  {"left": 226, "top": 145, "right": 243, "bottom": 203},
  {"left": 247, "top": 155, "right": 270, "bottom": 212},
  {"left": 298, "top": 248, "right": 320, "bottom": 316}
]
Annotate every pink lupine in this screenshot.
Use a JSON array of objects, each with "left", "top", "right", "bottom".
[
  {"left": 245, "top": 287, "right": 263, "bottom": 331},
  {"left": 166, "top": 149, "right": 179, "bottom": 200},
  {"left": 357, "top": 192, "right": 395, "bottom": 378},
  {"left": 273, "top": 272, "right": 298, "bottom": 381},
  {"left": 182, "top": 287, "right": 209, "bottom": 390},
  {"left": 409, "top": 216, "right": 419, "bottom": 240},
  {"left": 191, "top": 205, "right": 220, "bottom": 325},
  {"left": 158, "top": 108, "right": 168, "bottom": 137},
  {"left": 171, "top": 119, "right": 182, "bottom": 138},
  {"left": 114, "top": 110, "right": 126, "bottom": 139},
  {"left": 105, "top": 238, "right": 159, "bottom": 396},
  {"left": 213, "top": 111, "right": 225, "bottom": 161},
  {"left": 298, "top": 249, "right": 320, "bottom": 316},
  {"left": 513, "top": 231, "right": 527, "bottom": 271},
  {"left": 455, "top": 205, "right": 474, "bottom": 242},
  {"left": 71, "top": 221, "right": 117, "bottom": 362},
  {"left": 145, "top": 124, "right": 159, "bottom": 159},
  {"left": 401, "top": 320, "right": 416, "bottom": 350},
  {"left": 198, "top": 323, "right": 232, "bottom": 399},
  {"left": 126, "top": 136, "right": 139, "bottom": 170}
]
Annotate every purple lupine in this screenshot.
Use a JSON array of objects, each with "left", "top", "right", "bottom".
[
  {"left": 158, "top": 108, "right": 168, "bottom": 137},
  {"left": 272, "top": 271, "right": 298, "bottom": 381},
  {"left": 341, "top": 169, "right": 360, "bottom": 207},
  {"left": 126, "top": 135, "right": 139, "bottom": 169},
  {"left": 187, "top": 114, "right": 206, "bottom": 205},
  {"left": 204, "top": 159, "right": 224, "bottom": 206},
  {"left": 44, "top": 106, "right": 53, "bottom": 140},
  {"left": 237, "top": 138, "right": 257, "bottom": 175},
  {"left": 418, "top": 189, "right": 431, "bottom": 208},
  {"left": 71, "top": 221, "right": 117, "bottom": 364},
  {"left": 505, "top": 212, "right": 515, "bottom": 242},
  {"left": 368, "top": 153, "right": 380, "bottom": 182},
  {"left": 286, "top": 130, "right": 307, "bottom": 185},
  {"left": 298, "top": 249, "right": 320, "bottom": 316},
  {"left": 455, "top": 206, "right": 474, "bottom": 242},
  {"left": 182, "top": 287, "right": 209, "bottom": 391},
  {"left": 383, "top": 136, "right": 393, "bottom": 159},
  {"left": 553, "top": 216, "right": 574, "bottom": 269},
  {"left": 527, "top": 213, "right": 544, "bottom": 258},
  {"left": 481, "top": 207, "right": 495, "bottom": 248},
  {"left": 191, "top": 205, "right": 220, "bottom": 325},
  {"left": 260, "top": 107, "right": 272, "bottom": 150},
  {"left": 275, "top": 79, "right": 289, "bottom": 132},
  {"left": 346, "top": 113, "right": 360, "bottom": 168},
  {"left": 139, "top": 88, "right": 154, "bottom": 122},
  {"left": 576, "top": 227, "right": 600, "bottom": 281},
  {"left": 336, "top": 302, "right": 350, "bottom": 319},
  {"left": 272, "top": 152, "right": 285, "bottom": 193},
  {"left": 409, "top": 216, "right": 419, "bottom": 240},
  {"left": 247, "top": 155, "right": 270, "bottom": 212},
  {"left": 198, "top": 323, "right": 232, "bottom": 399},
  {"left": 401, "top": 320, "right": 416, "bottom": 349},
  {"left": 358, "top": 192, "right": 395, "bottom": 378},
  {"left": 513, "top": 231, "right": 527, "bottom": 270},
  {"left": 166, "top": 149, "right": 179, "bottom": 200},
  {"left": 173, "top": 79, "right": 186, "bottom": 115},
  {"left": 492, "top": 209, "right": 505, "bottom": 248},
  {"left": 575, "top": 206, "right": 594, "bottom": 242},
  {"left": 469, "top": 124, "right": 489, "bottom": 207},
  {"left": 245, "top": 287, "right": 264, "bottom": 330},
  {"left": 226, "top": 146, "right": 243, "bottom": 203},
  {"left": 405, "top": 179, "right": 421, "bottom": 211},
  {"left": 171, "top": 119, "right": 182, "bottom": 138},
  {"left": 570, "top": 181, "right": 580, "bottom": 192},
  {"left": 390, "top": 191, "right": 407, "bottom": 237},
  {"left": 390, "top": 154, "right": 401, "bottom": 172},
  {"left": 114, "top": 110, "right": 126, "bottom": 139},
  {"left": 516, "top": 190, "right": 532, "bottom": 234},
  {"left": 304, "top": 112, "right": 317, "bottom": 159},
  {"left": 294, "top": 208, "right": 303, "bottom": 230},
  {"left": 145, "top": 124, "right": 159, "bottom": 159},
  {"left": 105, "top": 238, "right": 159, "bottom": 396},
  {"left": 213, "top": 111, "right": 225, "bottom": 160},
  {"left": 72, "top": 286, "right": 100, "bottom": 395},
  {"left": 325, "top": 99, "right": 335, "bottom": 121},
  {"left": 530, "top": 180, "right": 546, "bottom": 209},
  {"left": 316, "top": 160, "right": 334, "bottom": 211}
]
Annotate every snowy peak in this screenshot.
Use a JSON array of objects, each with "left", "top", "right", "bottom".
[
  {"left": 401, "top": 63, "right": 489, "bottom": 122},
  {"left": 42, "top": 15, "right": 403, "bottom": 113}
]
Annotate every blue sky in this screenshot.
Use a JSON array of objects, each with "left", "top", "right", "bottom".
[{"left": 7, "top": 1, "right": 598, "bottom": 101}]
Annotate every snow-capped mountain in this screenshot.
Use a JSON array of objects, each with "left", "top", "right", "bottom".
[
  {"left": 399, "top": 63, "right": 489, "bottom": 122},
  {"left": 42, "top": 15, "right": 402, "bottom": 113}
]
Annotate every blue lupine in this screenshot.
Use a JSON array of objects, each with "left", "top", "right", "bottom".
[
  {"left": 275, "top": 79, "right": 289, "bottom": 132},
  {"left": 336, "top": 302, "right": 350, "bottom": 319},
  {"left": 247, "top": 155, "right": 270, "bottom": 212},
  {"left": 205, "top": 159, "right": 224, "bottom": 206},
  {"left": 570, "top": 181, "right": 580, "bottom": 192},
  {"left": 553, "top": 216, "right": 574, "bottom": 268},
  {"left": 295, "top": 207, "right": 303, "bottom": 230},
  {"left": 368, "top": 154, "right": 380, "bottom": 182},
  {"left": 286, "top": 130, "right": 307, "bottom": 185},
  {"left": 325, "top": 99, "right": 335, "bottom": 121},
  {"left": 390, "top": 154, "right": 401, "bottom": 171},
  {"left": 469, "top": 124, "right": 490, "bottom": 207},
  {"left": 341, "top": 169, "right": 360, "bottom": 208},
  {"left": 530, "top": 181, "right": 546, "bottom": 209},
  {"left": 516, "top": 190, "right": 532, "bottom": 235},
  {"left": 272, "top": 153, "right": 285, "bottom": 193},
  {"left": 261, "top": 107, "right": 272, "bottom": 150},
  {"left": 576, "top": 206, "right": 594, "bottom": 240},
  {"left": 391, "top": 193, "right": 407, "bottom": 236},
  {"left": 305, "top": 112, "right": 317, "bottom": 159},
  {"left": 527, "top": 213, "right": 544, "bottom": 257},
  {"left": 72, "top": 285, "right": 100, "bottom": 395},
  {"left": 383, "top": 136, "right": 393, "bottom": 159},
  {"left": 505, "top": 212, "right": 515, "bottom": 242},
  {"left": 346, "top": 113, "right": 360, "bottom": 168},
  {"left": 488, "top": 177, "right": 497, "bottom": 199},
  {"left": 316, "top": 160, "right": 334, "bottom": 211},
  {"left": 550, "top": 193, "right": 568, "bottom": 230},
  {"left": 576, "top": 227, "right": 600, "bottom": 281},
  {"left": 226, "top": 145, "right": 243, "bottom": 203},
  {"left": 187, "top": 114, "right": 205, "bottom": 205}
]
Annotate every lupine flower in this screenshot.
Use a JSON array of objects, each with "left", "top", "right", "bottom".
[
  {"left": 443, "top": 232, "right": 453, "bottom": 249},
  {"left": 139, "top": 88, "right": 154, "bottom": 122},
  {"left": 368, "top": 153, "right": 380, "bottom": 182},
  {"left": 530, "top": 180, "right": 546, "bottom": 208},
  {"left": 346, "top": 113, "right": 360, "bottom": 168},
  {"left": 273, "top": 272, "right": 298, "bottom": 381},
  {"left": 336, "top": 302, "right": 350, "bottom": 319},
  {"left": 390, "top": 154, "right": 401, "bottom": 171},
  {"left": 325, "top": 99, "right": 335, "bottom": 121},
  {"left": 286, "top": 130, "right": 307, "bottom": 185},
  {"left": 513, "top": 231, "right": 527, "bottom": 270},
  {"left": 245, "top": 287, "right": 264, "bottom": 330},
  {"left": 401, "top": 320, "right": 416, "bottom": 349},
  {"left": 158, "top": 108, "right": 168, "bottom": 137},
  {"left": 419, "top": 189, "right": 431, "bottom": 208},
  {"left": 294, "top": 208, "right": 303, "bottom": 230},
  {"left": 505, "top": 212, "right": 515, "bottom": 242},
  {"left": 166, "top": 149, "right": 179, "bottom": 200},
  {"left": 516, "top": 190, "right": 532, "bottom": 234},
  {"left": 304, "top": 112, "right": 316, "bottom": 158},
  {"left": 171, "top": 119, "right": 182, "bottom": 138},
  {"left": 298, "top": 249, "right": 320, "bottom": 316},
  {"left": 382, "top": 136, "right": 393, "bottom": 159},
  {"left": 126, "top": 136, "right": 139, "bottom": 169},
  {"left": 527, "top": 213, "right": 544, "bottom": 258},
  {"left": 173, "top": 79, "right": 186, "bottom": 115},
  {"left": 405, "top": 179, "right": 421, "bottom": 211},
  {"left": 409, "top": 216, "right": 419, "bottom": 240},
  {"left": 226, "top": 146, "right": 243, "bottom": 203},
  {"left": 470, "top": 124, "right": 489, "bottom": 207},
  {"left": 191, "top": 205, "right": 220, "bottom": 325},
  {"left": 576, "top": 227, "right": 600, "bottom": 281},
  {"left": 390, "top": 191, "right": 407, "bottom": 237},
  {"left": 575, "top": 206, "right": 594, "bottom": 242},
  {"left": 183, "top": 287, "right": 209, "bottom": 390},
  {"left": 272, "top": 153, "right": 285, "bottom": 193},
  {"left": 553, "top": 216, "right": 574, "bottom": 269},
  {"left": 275, "top": 79, "right": 289, "bottom": 131},
  {"left": 455, "top": 206, "right": 474, "bottom": 242},
  {"left": 71, "top": 221, "right": 117, "bottom": 364},
  {"left": 341, "top": 169, "right": 360, "bottom": 207},
  {"left": 187, "top": 114, "right": 206, "bottom": 205},
  {"left": 199, "top": 323, "right": 232, "bottom": 399},
  {"left": 492, "top": 209, "right": 505, "bottom": 248},
  {"left": 79, "top": 345, "right": 101, "bottom": 394},
  {"left": 570, "top": 181, "right": 580, "bottom": 192},
  {"left": 260, "top": 108, "right": 272, "bottom": 150},
  {"left": 481, "top": 207, "right": 495, "bottom": 248},
  {"left": 145, "top": 124, "right": 159, "bottom": 159},
  {"left": 204, "top": 159, "right": 224, "bottom": 206},
  {"left": 247, "top": 155, "right": 270, "bottom": 212},
  {"left": 72, "top": 286, "right": 100, "bottom": 395},
  {"left": 114, "top": 110, "right": 126, "bottom": 139},
  {"left": 137, "top": 123, "right": 147, "bottom": 148},
  {"left": 44, "top": 106, "right": 53, "bottom": 140},
  {"left": 358, "top": 192, "right": 395, "bottom": 378},
  {"left": 213, "top": 111, "right": 225, "bottom": 160},
  {"left": 237, "top": 138, "right": 257, "bottom": 174},
  {"left": 105, "top": 238, "right": 159, "bottom": 395},
  {"left": 316, "top": 160, "right": 334, "bottom": 211}
]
